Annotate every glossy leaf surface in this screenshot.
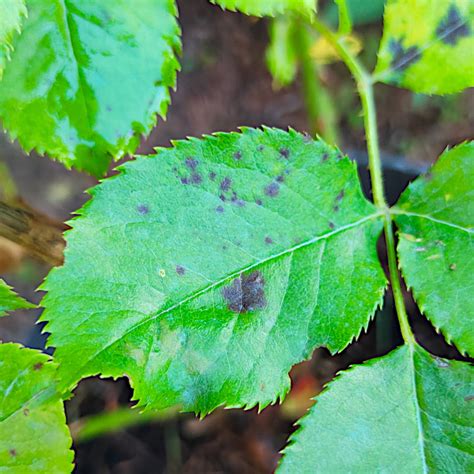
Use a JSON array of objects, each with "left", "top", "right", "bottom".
[
  {"left": 0, "top": 278, "right": 34, "bottom": 317},
  {"left": 210, "top": 0, "right": 315, "bottom": 17},
  {"left": 375, "top": 0, "right": 474, "bottom": 94},
  {"left": 0, "top": 343, "right": 73, "bottom": 473},
  {"left": 394, "top": 142, "right": 473, "bottom": 355},
  {"left": 279, "top": 344, "right": 474, "bottom": 473},
  {"left": 0, "top": 0, "right": 181, "bottom": 177},
  {"left": 0, "top": 0, "right": 26, "bottom": 78},
  {"left": 266, "top": 16, "right": 298, "bottom": 87},
  {"left": 41, "top": 128, "right": 386, "bottom": 414}
]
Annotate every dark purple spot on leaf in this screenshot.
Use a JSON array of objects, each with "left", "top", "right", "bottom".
[
  {"left": 233, "top": 151, "right": 242, "bottom": 160},
  {"left": 209, "top": 172, "right": 216, "bottom": 181},
  {"left": 181, "top": 177, "right": 189, "bottom": 185},
  {"left": 219, "top": 194, "right": 226, "bottom": 202},
  {"left": 137, "top": 204, "right": 149, "bottom": 215},
  {"left": 255, "top": 199, "right": 263, "bottom": 206},
  {"left": 333, "top": 205, "right": 340, "bottom": 212},
  {"left": 328, "top": 222, "right": 335, "bottom": 229},
  {"left": 176, "top": 265, "right": 186, "bottom": 275},
  {"left": 279, "top": 148, "right": 290, "bottom": 159},
  {"left": 222, "top": 271, "right": 266, "bottom": 314},
  {"left": 265, "top": 236, "right": 273, "bottom": 244},
  {"left": 276, "top": 175, "right": 285, "bottom": 183},
  {"left": 436, "top": 5, "right": 470, "bottom": 45},
  {"left": 221, "top": 177, "right": 232, "bottom": 191},
  {"left": 264, "top": 182, "right": 280, "bottom": 197},
  {"left": 389, "top": 39, "right": 421, "bottom": 71},
  {"left": 185, "top": 157, "right": 198, "bottom": 170},
  {"left": 322, "top": 152, "right": 329, "bottom": 162},
  {"left": 191, "top": 173, "right": 202, "bottom": 184},
  {"left": 216, "top": 205, "right": 224, "bottom": 213},
  {"left": 336, "top": 190, "right": 345, "bottom": 201},
  {"left": 257, "top": 145, "right": 265, "bottom": 151}
]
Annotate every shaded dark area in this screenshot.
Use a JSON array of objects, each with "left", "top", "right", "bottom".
[{"left": 1, "top": 0, "right": 473, "bottom": 473}]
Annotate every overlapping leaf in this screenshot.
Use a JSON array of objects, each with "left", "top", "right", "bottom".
[
  {"left": 41, "top": 128, "right": 386, "bottom": 414},
  {"left": 393, "top": 142, "right": 473, "bottom": 355},
  {"left": 0, "top": 0, "right": 181, "bottom": 177},
  {"left": 375, "top": 0, "right": 474, "bottom": 94},
  {"left": 0, "top": 278, "right": 34, "bottom": 317},
  {"left": 279, "top": 344, "right": 474, "bottom": 472},
  {"left": 0, "top": 0, "right": 26, "bottom": 79},
  {"left": 0, "top": 343, "right": 73, "bottom": 473},
  {"left": 210, "top": 0, "right": 315, "bottom": 18}
]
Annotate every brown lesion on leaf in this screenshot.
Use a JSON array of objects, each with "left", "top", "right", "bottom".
[
  {"left": 436, "top": 4, "right": 470, "bottom": 45},
  {"left": 33, "top": 362, "right": 43, "bottom": 371},
  {"left": 222, "top": 271, "right": 267, "bottom": 314},
  {"left": 9, "top": 449, "right": 17, "bottom": 457}
]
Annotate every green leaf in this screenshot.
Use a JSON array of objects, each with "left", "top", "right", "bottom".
[
  {"left": 41, "top": 128, "right": 386, "bottom": 414},
  {"left": 210, "top": 0, "right": 316, "bottom": 18},
  {"left": 279, "top": 344, "right": 474, "bottom": 473},
  {"left": 375, "top": 0, "right": 474, "bottom": 94},
  {"left": 393, "top": 142, "right": 473, "bottom": 355},
  {"left": 0, "top": 0, "right": 181, "bottom": 177},
  {"left": 266, "top": 16, "right": 299, "bottom": 87},
  {"left": 0, "top": 278, "right": 34, "bottom": 317},
  {"left": 0, "top": 0, "right": 26, "bottom": 79},
  {"left": 0, "top": 343, "right": 73, "bottom": 473}
]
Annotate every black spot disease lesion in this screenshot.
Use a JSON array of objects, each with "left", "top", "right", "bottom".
[
  {"left": 389, "top": 38, "right": 421, "bottom": 72},
  {"left": 222, "top": 271, "right": 267, "bottom": 314},
  {"left": 436, "top": 4, "right": 470, "bottom": 45},
  {"left": 137, "top": 204, "right": 150, "bottom": 215}
]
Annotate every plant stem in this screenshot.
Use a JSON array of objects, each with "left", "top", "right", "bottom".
[
  {"left": 0, "top": 200, "right": 66, "bottom": 266},
  {"left": 293, "top": 22, "right": 340, "bottom": 144},
  {"left": 312, "top": 17, "right": 415, "bottom": 345}
]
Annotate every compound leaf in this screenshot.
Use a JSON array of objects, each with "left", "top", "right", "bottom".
[
  {"left": 41, "top": 128, "right": 386, "bottom": 414},
  {"left": 0, "top": 343, "right": 73, "bottom": 473},
  {"left": 266, "top": 16, "right": 299, "bottom": 87},
  {"left": 279, "top": 344, "right": 474, "bottom": 473},
  {"left": 0, "top": 0, "right": 181, "bottom": 177},
  {"left": 0, "top": 278, "right": 34, "bottom": 317},
  {"left": 210, "top": 0, "right": 315, "bottom": 18},
  {"left": 0, "top": 0, "right": 26, "bottom": 79},
  {"left": 393, "top": 142, "right": 473, "bottom": 355},
  {"left": 375, "top": 0, "right": 474, "bottom": 94}
]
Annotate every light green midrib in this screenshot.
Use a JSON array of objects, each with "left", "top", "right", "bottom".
[
  {"left": 58, "top": 210, "right": 384, "bottom": 388},
  {"left": 390, "top": 209, "right": 474, "bottom": 234},
  {"left": 409, "top": 346, "right": 429, "bottom": 474},
  {"left": 57, "top": 0, "right": 94, "bottom": 157}
]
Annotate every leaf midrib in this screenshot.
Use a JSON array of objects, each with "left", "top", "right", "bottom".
[
  {"left": 391, "top": 209, "right": 473, "bottom": 234},
  {"left": 61, "top": 211, "right": 383, "bottom": 387}
]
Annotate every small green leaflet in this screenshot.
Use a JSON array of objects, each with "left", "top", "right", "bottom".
[
  {"left": 393, "top": 142, "right": 474, "bottom": 355},
  {"left": 0, "top": 0, "right": 181, "bottom": 177},
  {"left": 279, "top": 344, "right": 474, "bottom": 473},
  {"left": 266, "top": 16, "right": 299, "bottom": 87},
  {"left": 0, "top": 0, "right": 26, "bottom": 79},
  {"left": 0, "top": 278, "right": 34, "bottom": 317},
  {"left": 375, "top": 0, "right": 474, "bottom": 94},
  {"left": 0, "top": 343, "right": 73, "bottom": 473},
  {"left": 210, "top": 0, "right": 316, "bottom": 18},
  {"left": 41, "top": 128, "right": 386, "bottom": 414}
]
